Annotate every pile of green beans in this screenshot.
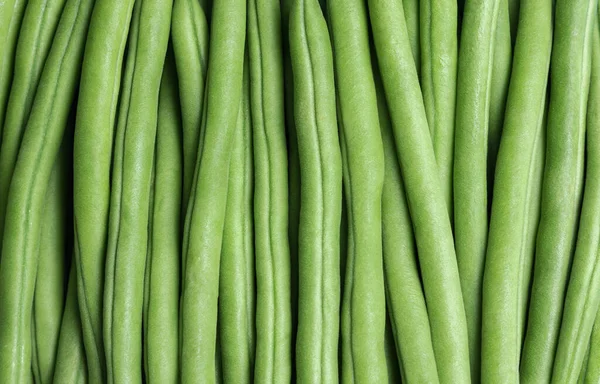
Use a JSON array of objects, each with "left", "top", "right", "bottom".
[{"left": 1, "top": 0, "right": 600, "bottom": 383}]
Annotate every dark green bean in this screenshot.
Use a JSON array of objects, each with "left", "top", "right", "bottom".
[
  {"left": 368, "top": 0, "right": 470, "bottom": 382},
  {"left": 520, "top": 0, "right": 597, "bottom": 381},
  {"left": 179, "top": 0, "right": 246, "bottom": 381},
  {"left": 290, "top": 0, "right": 342, "bottom": 381},
  {"left": 328, "top": 0, "right": 388, "bottom": 381},
  {"left": 171, "top": 0, "right": 209, "bottom": 215},
  {"left": 481, "top": 0, "right": 551, "bottom": 381},
  {"left": 142, "top": 47, "right": 182, "bottom": 384},
  {"left": 72, "top": 0, "right": 135, "bottom": 381},
  {"left": 551, "top": 24, "right": 600, "bottom": 384},
  {"left": 0, "top": 0, "right": 95, "bottom": 379}
]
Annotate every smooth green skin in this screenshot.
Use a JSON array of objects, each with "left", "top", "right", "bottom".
[
  {"left": 508, "top": 0, "right": 520, "bottom": 46},
  {"left": 0, "top": 0, "right": 27, "bottom": 147},
  {"left": 487, "top": 0, "right": 512, "bottom": 212},
  {"left": 53, "top": 264, "right": 87, "bottom": 384},
  {"left": 403, "top": 0, "right": 420, "bottom": 77},
  {"left": 552, "top": 26, "right": 600, "bottom": 384},
  {"left": 218, "top": 57, "right": 255, "bottom": 384},
  {"left": 481, "top": 0, "right": 551, "bottom": 381},
  {"left": 141, "top": 48, "right": 182, "bottom": 384},
  {"left": 579, "top": 343, "right": 590, "bottom": 384},
  {"left": 454, "top": 0, "right": 500, "bottom": 381},
  {"left": 179, "top": 0, "right": 246, "bottom": 381},
  {"left": 0, "top": 0, "right": 94, "bottom": 379},
  {"left": 31, "top": 129, "right": 72, "bottom": 384},
  {"left": 328, "top": 0, "right": 388, "bottom": 382},
  {"left": 520, "top": 0, "right": 597, "bottom": 381},
  {"left": 290, "top": 0, "right": 342, "bottom": 382},
  {"left": 376, "top": 62, "right": 440, "bottom": 384},
  {"left": 0, "top": 0, "right": 68, "bottom": 257},
  {"left": 72, "top": 0, "right": 135, "bottom": 381},
  {"left": 369, "top": 0, "right": 470, "bottom": 382},
  {"left": 248, "top": 0, "right": 293, "bottom": 382},
  {"left": 419, "top": 0, "right": 457, "bottom": 219},
  {"left": 584, "top": 309, "right": 600, "bottom": 383},
  {"left": 102, "top": 0, "right": 172, "bottom": 381},
  {"left": 171, "top": 0, "right": 208, "bottom": 216}
]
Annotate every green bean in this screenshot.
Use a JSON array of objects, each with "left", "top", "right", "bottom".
[
  {"left": 53, "top": 263, "right": 87, "bottom": 384},
  {"left": 584, "top": 308, "right": 600, "bottom": 383},
  {"left": 31, "top": 125, "right": 72, "bottom": 384},
  {"left": 0, "top": 0, "right": 68, "bottom": 257},
  {"left": 579, "top": 342, "right": 590, "bottom": 384},
  {"left": 403, "top": 0, "right": 420, "bottom": 77},
  {"left": 520, "top": 0, "right": 597, "bottom": 381},
  {"left": 171, "top": 0, "right": 209, "bottom": 215},
  {"left": 368, "top": 0, "right": 470, "bottom": 382},
  {"left": 218, "top": 54, "right": 255, "bottom": 384},
  {"left": 487, "top": 0, "right": 512, "bottom": 211},
  {"left": 327, "top": 0, "right": 387, "bottom": 382},
  {"left": 141, "top": 47, "right": 182, "bottom": 384},
  {"left": 0, "top": 0, "right": 27, "bottom": 146},
  {"left": 419, "top": 0, "right": 457, "bottom": 218},
  {"left": 102, "top": 0, "right": 172, "bottom": 381},
  {"left": 0, "top": 0, "right": 95, "bottom": 379},
  {"left": 290, "top": 0, "right": 342, "bottom": 382},
  {"left": 551, "top": 24, "right": 600, "bottom": 384},
  {"left": 179, "top": 0, "right": 246, "bottom": 381},
  {"left": 72, "top": 0, "right": 135, "bottom": 381},
  {"left": 481, "top": 0, "right": 551, "bottom": 381}
]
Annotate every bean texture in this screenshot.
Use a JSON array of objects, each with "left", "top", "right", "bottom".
[
  {"left": 368, "top": 0, "right": 470, "bottom": 382},
  {"left": 0, "top": 0, "right": 94, "bottom": 379},
  {"left": 328, "top": 0, "right": 388, "bottom": 382},
  {"left": 520, "top": 0, "right": 597, "bottom": 381},
  {"left": 481, "top": 0, "right": 551, "bottom": 381},
  {"left": 72, "top": 0, "right": 135, "bottom": 381},
  {"left": 179, "top": 0, "right": 246, "bottom": 381}
]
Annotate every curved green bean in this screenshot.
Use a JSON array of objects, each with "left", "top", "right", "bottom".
[
  {"left": 72, "top": 0, "right": 135, "bottom": 381},
  {"left": 481, "top": 0, "right": 552, "bottom": 381},
  {"left": 551, "top": 24, "right": 600, "bottom": 384},
  {"left": 376, "top": 60, "right": 440, "bottom": 384},
  {"left": 142, "top": 47, "right": 182, "bottom": 384},
  {"left": 171, "top": 0, "right": 209, "bottom": 215},
  {"left": 0, "top": 0, "right": 95, "bottom": 379},
  {"left": 218, "top": 55, "right": 255, "bottom": 384},
  {"left": 584, "top": 309, "right": 600, "bottom": 383},
  {"left": 0, "top": 0, "right": 68, "bottom": 255},
  {"left": 520, "top": 0, "right": 597, "bottom": 381},
  {"left": 290, "top": 0, "right": 342, "bottom": 381},
  {"left": 179, "top": 0, "right": 246, "bottom": 381},
  {"left": 328, "top": 0, "right": 388, "bottom": 382},
  {"left": 53, "top": 263, "right": 87, "bottom": 384},
  {"left": 419, "top": 0, "right": 457, "bottom": 219},
  {"left": 368, "top": 0, "right": 470, "bottom": 382},
  {"left": 102, "top": 0, "right": 172, "bottom": 381}
]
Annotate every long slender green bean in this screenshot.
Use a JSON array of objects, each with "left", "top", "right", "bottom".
[
  {"left": 290, "top": 0, "right": 342, "bottom": 381},
  {"left": 520, "top": 0, "right": 597, "bottom": 381},
  {"left": 328, "top": 0, "right": 388, "bottom": 382},
  {"left": 584, "top": 309, "right": 600, "bottom": 383},
  {"left": 481, "top": 0, "right": 551, "bottom": 381},
  {"left": 403, "top": 0, "right": 420, "bottom": 77},
  {"left": 551, "top": 24, "right": 600, "bottom": 384},
  {"left": 102, "top": 0, "right": 172, "bottom": 381},
  {"left": 171, "top": 0, "right": 209, "bottom": 215},
  {"left": 53, "top": 263, "right": 87, "bottom": 384},
  {"left": 376, "top": 61, "right": 440, "bottom": 384},
  {"left": 419, "top": 0, "right": 457, "bottom": 218},
  {"left": 0, "top": 0, "right": 68, "bottom": 256},
  {"left": 218, "top": 55, "right": 255, "bottom": 384},
  {"left": 0, "top": 0, "right": 95, "bottom": 379},
  {"left": 72, "top": 0, "right": 135, "bottom": 381},
  {"left": 368, "top": 0, "right": 470, "bottom": 382},
  {"left": 31, "top": 126, "right": 72, "bottom": 384},
  {"left": 179, "top": 0, "right": 246, "bottom": 381},
  {"left": 141, "top": 47, "right": 182, "bottom": 384},
  {"left": 0, "top": 0, "right": 27, "bottom": 147}
]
